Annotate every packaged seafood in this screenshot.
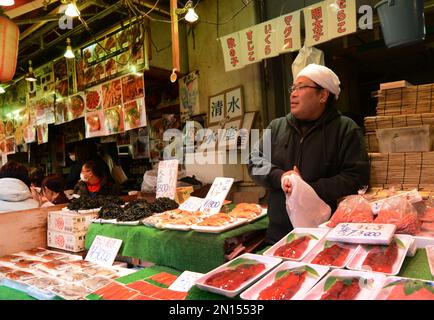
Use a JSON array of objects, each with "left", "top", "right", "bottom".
[
  {"left": 264, "top": 228, "right": 329, "bottom": 261},
  {"left": 327, "top": 194, "right": 373, "bottom": 228},
  {"left": 373, "top": 276, "right": 434, "bottom": 300},
  {"left": 240, "top": 261, "right": 329, "bottom": 300},
  {"left": 195, "top": 253, "right": 281, "bottom": 298},
  {"left": 302, "top": 239, "right": 359, "bottom": 268},
  {"left": 81, "top": 276, "right": 113, "bottom": 291},
  {"left": 346, "top": 234, "right": 413, "bottom": 275},
  {"left": 301, "top": 269, "right": 386, "bottom": 300},
  {"left": 51, "top": 283, "right": 91, "bottom": 300},
  {"left": 426, "top": 245, "right": 434, "bottom": 277}
]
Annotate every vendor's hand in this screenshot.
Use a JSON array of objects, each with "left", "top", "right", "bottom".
[{"left": 281, "top": 166, "right": 300, "bottom": 194}]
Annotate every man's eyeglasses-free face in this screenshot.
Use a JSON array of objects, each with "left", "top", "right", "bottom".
[{"left": 289, "top": 84, "right": 322, "bottom": 94}]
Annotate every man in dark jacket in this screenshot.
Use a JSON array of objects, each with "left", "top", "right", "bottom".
[{"left": 248, "top": 64, "right": 370, "bottom": 245}]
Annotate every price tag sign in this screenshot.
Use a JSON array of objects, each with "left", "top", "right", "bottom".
[
  {"left": 199, "top": 177, "right": 234, "bottom": 215},
  {"left": 156, "top": 159, "right": 179, "bottom": 200},
  {"left": 85, "top": 235, "right": 123, "bottom": 267},
  {"left": 168, "top": 271, "right": 204, "bottom": 292},
  {"left": 326, "top": 223, "right": 397, "bottom": 245},
  {"left": 179, "top": 196, "right": 204, "bottom": 212}
]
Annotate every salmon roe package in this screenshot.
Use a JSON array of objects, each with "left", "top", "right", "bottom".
[
  {"left": 327, "top": 192, "right": 374, "bottom": 228},
  {"left": 374, "top": 196, "right": 421, "bottom": 235}
]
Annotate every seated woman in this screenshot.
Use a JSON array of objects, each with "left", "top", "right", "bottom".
[
  {"left": 36, "top": 174, "right": 70, "bottom": 207},
  {"left": 0, "top": 161, "right": 39, "bottom": 213},
  {"left": 74, "top": 160, "right": 118, "bottom": 197}
]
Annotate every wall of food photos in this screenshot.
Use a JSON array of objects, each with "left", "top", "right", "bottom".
[{"left": 0, "top": 21, "right": 149, "bottom": 157}]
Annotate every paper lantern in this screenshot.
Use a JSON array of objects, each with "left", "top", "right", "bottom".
[{"left": 0, "top": 15, "right": 19, "bottom": 82}]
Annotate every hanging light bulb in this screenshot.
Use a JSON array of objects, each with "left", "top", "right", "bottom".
[
  {"left": 0, "top": 0, "right": 15, "bottom": 6},
  {"left": 175, "top": 0, "right": 199, "bottom": 24},
  {"left": 64, "top": 38, "right": 75, "bottom": 59},
  {"left": 65, "top": 1, "right": 80, "bottom": 17},
  {"left": 25, "top": 60, "right": 37, "bottom": 82}
]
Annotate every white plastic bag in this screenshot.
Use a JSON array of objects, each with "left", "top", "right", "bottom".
[
  {"left": 291, "top": 45, "right": 325, "bottom": 80},
  {"left": 141, "top": 170, "right": 158, "bottom": 193},
  {"left": 285, "top": 174, "right": 331, "bottom": 228}
]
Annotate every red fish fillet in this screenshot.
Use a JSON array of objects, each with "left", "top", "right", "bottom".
[
  {"left": 258, "top": 270, "right": 307, "bottom": 300},
  {"left": 274, "top": 236, "right": 311, "bottom": 259},
  {"left": 205, "top": 263, "right": 266, "bottom": 291}
]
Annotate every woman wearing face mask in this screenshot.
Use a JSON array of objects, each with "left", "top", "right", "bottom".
[
  {"left": 73, "top": 160, "right": 118, "bottom": 197},
  {"left": 35, "top": 174, "right": 70, "bottom": 207}
]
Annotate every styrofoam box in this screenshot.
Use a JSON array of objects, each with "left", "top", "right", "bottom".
[
  {"left": 48, "top": 210, "right": 98, "bottom": 233},
  {"left": 375, "top": 125, "right": 434, "bottom": 153},
  {"left": 47, "top": 230, "right": 86, "bottom": 252}
]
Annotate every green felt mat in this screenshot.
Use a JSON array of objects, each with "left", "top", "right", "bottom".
[{"left": 85, "top": 217, "right": 269, "bottom": 273}]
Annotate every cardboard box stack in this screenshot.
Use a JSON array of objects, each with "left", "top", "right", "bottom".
[
  {"left": 47, "top": 210, "right": 98, "bottom": 252},
  {"left": 366, "top": 81, "right": 434, "bottom": 191}
]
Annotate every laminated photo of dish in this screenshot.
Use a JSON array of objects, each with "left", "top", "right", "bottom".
[
  {"left": 69, "top": 94, "right": 85, "bottom": 119},
  {"left": 102, "top": 79, "right": 122, "bottom": 109},
  {"left": 5, "top": 120, "right": 14, "bottom": 136},
  {"left": 82, "top": 45, "right": 94, "bottom": 66},
  {"left": 76, "top": 60, "right": 85, "bottom": 91},
  {"left": 84, "top": 66, "right": 95, "bottom": 86},
  {"left": 118, "top": 29, "right": 130, "bottom": 49},
  {"left": 105, "top": 58, "right": 117, "bottom": 76},
  {"left": 132, "top": 43, "right": 144, "bottom": 65},
  {"left": 0, "top": 121, "right": 5, "bottom": 138},
  {"left": 94, "top": 62, "right": 105, "bottom": 82},
  {"left": 85, "top": 87, "right": 102, "bottom": 112},
  {"left": 85, "top": 110, "right": 106, "bottom": 138},
  {"left": 121, "top": 74, "right": 144, "bottom": 103},
  {"left": 5, "top": 137, "right": 15, "bottom": 153},
  {"left": 23, "top": 126, "right": 36, "bottom": 144},
  {"left": 116, "top": 51, "right": 129, "bottom": 71},
  {"left": 55, "top": 79, "right": 69, "bottom": 97},
  {"left": 54, "top": 100, "right": 67, "bottom": 124},
  {"left": 124, "top": 100, "right": 143, "bottom": 130},
  {"left": 94, "top": 42, "right": 105, "bottom": 60},
  {"left": 14, "top": 126, "right": 24, "bottom": 146},
  {"left": 54, "top": 58, "right": 68, "bottom": 80},
  {"left": 0, "top": 140, "right": 5, "bottom": 153},
  {"left": 105, "top": 35, "right": 116, "bottom": 53},
  {"left": 37, "top": 124, "right": 48, "bottom": 144},
  {"left": 104, "top": 106, "right": 124, "bottom": 135}
]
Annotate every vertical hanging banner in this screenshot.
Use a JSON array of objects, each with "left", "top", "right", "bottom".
[
  {"left": 257, "top": 20, "right": 279, "bottom": 61},
  {"left": 220, "top": 32, "right": 244, "bottom": 72},
  {"left": 304, "top": 2, "right": 329, "bottom": 47},
  {"left": 239, "top": 25, "right": 260, "bottom": 65},
  {"left": 276, "top": 10, "right": 302, "bottom": 54},
  {"left": 326, "top": 0, "right": 357, "bottom": 40}
]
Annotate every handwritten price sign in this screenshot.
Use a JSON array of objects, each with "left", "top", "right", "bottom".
[
  {"left": 326, "top": 223, "right": 397, "bottom": 245},
  {"left": 85, "top": 235, "right": 123, "bottom": 266},
  {"left": 199, "top": 177, "right": 234, "bottom": 215},
  {"left": 156, "top": 159, "right": 179, "bottom": 200},
  {"left": 179, "top": 196, "right": 204, "bottom": 212}
]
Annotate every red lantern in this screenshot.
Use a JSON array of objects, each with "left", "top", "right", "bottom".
[{"left": 0, "top": 15, "right": 19, "bottom": 82}]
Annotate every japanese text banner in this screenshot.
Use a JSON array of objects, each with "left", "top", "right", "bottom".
[
  {"left": 275, "top": 10, "right": 302, "bottom": 54},
  {"left": 239, "top": 25, "right": 260, "bottom": 66},
  {"left": 304, "top": 2, "right": 329, "bottom": 47},
  {"left": 326, "top": 0, "right": 357, "bottom": 40},
  {"left": 220, "top": 32, "right": 244, "bottom": 72},
  {"left": 256, "top": 20, "right": 279, "bottom": 61}
]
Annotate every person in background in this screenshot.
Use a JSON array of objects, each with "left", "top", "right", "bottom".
[
  {"left": 248, "top": 64, "right": 370, "bottom": 245},
  {"left": 0, "top": 161, "right": 39, "bottom": 213},
  {"left": 66, "top": 141, "right": 112, "bottom": 189},
  {"left": 29, "top": 166, "right": 44, "bottom": 188},
  {"left": 34, "top": 174, "right": 70, "bottom": 207},
  {"left": 74, "top": 160, "right": 119, "bottom": 197}
]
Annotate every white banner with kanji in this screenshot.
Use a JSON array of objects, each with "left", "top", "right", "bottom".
[
  {"left": 256, "top": 20, "right": 279, "bottom": 61},
  {"left": 304, "top": 2, "right": 329, "bottom": 47},
  {"left": 220, "top": 32, "right": 244, "bottom": 71},
  {"left": 326, "top": 0, "right": 357, "bottom": 40},
  {"left": 239, "top": 25, "right": 260, "bottom": 66},
  {"left": 276, "top": 10, "right": 302, "bottom": 54}
]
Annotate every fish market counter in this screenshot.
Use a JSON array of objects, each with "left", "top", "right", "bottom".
[{"left": 84, "top": 216, "right": 269, "bottom": 273}]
